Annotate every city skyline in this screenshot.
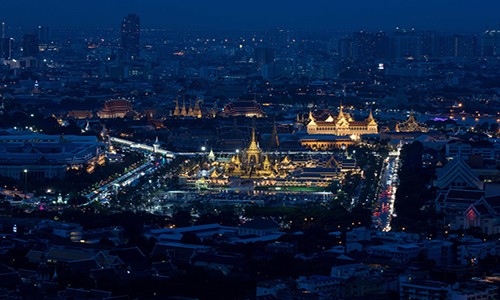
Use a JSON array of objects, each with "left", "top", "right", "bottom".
[
  {"left": 1, "top": 3, "right": 500, "bottom": 299},
  {"left": 2, "top": 0, "right": 500, "bottom": 32}
]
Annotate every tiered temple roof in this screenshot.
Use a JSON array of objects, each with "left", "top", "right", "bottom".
[
  {"left": 435, "top": 157, "right": 484, "bottom": 190},
  {"left": 97, "top": 99, "right": 134, "bottom": 119},
  {"left": 396, "top": 112, "right": 428, "bottom": 132},
  {"left": 222, "top": 100, "right": 265, "bottom": 118}
]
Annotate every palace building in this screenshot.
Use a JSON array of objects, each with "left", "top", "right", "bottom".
[{"left": 306, "top": 105, "right": 378, "bottom": 137}]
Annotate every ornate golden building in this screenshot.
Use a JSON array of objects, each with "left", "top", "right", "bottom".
[
  {"left": 225, "top": 128, "right": 283, "bottom": 178},
  {"left": 306, "top": 106, "right": 378, "bottom": 136},
  {"left": 395, "top": 111, "right": 428, "bottom": 132}
]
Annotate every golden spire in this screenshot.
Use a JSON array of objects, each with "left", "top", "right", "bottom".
[
  {"left": 263, "top": 155, "right": 271, "bottom": 170},
  {"left": 366, "top": 109, "right": 376, "bottom": 123},
  {"left": 246, "top": 127, "right": 260, "bottom": 164},
  {"left": 194, "top": 98, "right": 202, "bottom": 118},
  {"left": 408, "top": 111, "right": 416, "bottom": 122},
  {"left": 307, "top": 110, "right": 316, "bottom": 126},
  {"left": 281, "top": 155, "right": 291, "bottom": 165},
  {"left": 188, "top": 100, "right": 193, "bottom": 116},
  {"left": 234, "top": 154, "right": 241, "bottom": 165},
  {"left": 208, "top": 149, "right": 215, "bottom": 161},
  {"left": 173, "top": 97, "right": 180, "bottom": 116},
  {"left": 337, "top": 100, "right": 345, "bottom": 119},
  {"left": 366, "top": 109, "right": 377, "bottom": 128},
  {"left": 249, "top": 127, "right": 258, "bottom": 150},
  {"left": 181, "top": 96, "right": 187, "bottom": 116},
  {"left": 233, "top": 153, "right": 241, "bottom": 172}
]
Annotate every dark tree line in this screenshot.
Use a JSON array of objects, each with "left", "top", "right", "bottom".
[{"left": 393, "top": 141, "right": 436, "bottom": 233}]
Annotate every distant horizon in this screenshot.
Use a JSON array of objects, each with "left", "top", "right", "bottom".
[
  {"left": 1, "top": 0, "right": 500, "bottom": 34},
  {"left": 1, "top": 24, "right": 496, "bottom": 37}
]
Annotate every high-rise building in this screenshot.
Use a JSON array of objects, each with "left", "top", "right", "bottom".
[
  {"left": 266, "top": 28, "right": 291, "bottom": 47},
  {"left": 0, "top": 37, "right": 14, "bottom": 59},
  {"left": 1, "top": 20, "right": 5, "bottom": 39},
  {"left": 480, "top": 30, "right": 500, "bottom": 56},
  {"left": 254, "top": 47, "right": 274, "bottom": 70},
  {"left": 338, "top": 38, "right": 353, "bottom": 60},
  {"left": 22, "top": 33, "right": 38, "bottom": 57},
  {"left": 121, "top": 14, "right": 140, "bottom": 60},
  {"left": 37, "top": 25, "right": 50, "bottom": 50},
  {"left": 419, "top": 31, "right": 437, "bottom": 57},
  {"left": 437, "top": 34, "right": 477, "bottom": 57},
  {"left": 391, "top": 29, "right": 422, "bottom": 59},
  {"left": 352, "top": 31, "right": 389, "bottom": 61},
  {"left": 0, "top": 21, "right": 14, "bottom": 60}
]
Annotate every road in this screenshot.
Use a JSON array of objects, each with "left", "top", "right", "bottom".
[
  {"left": 372, "top": 148, "right": 400, "bottom": 231},
  {"left": 82, "top": 159, "right": 160, "bottom": 206},
  {"left": 110, "top": 136, "right": 355, "bottom": 157}
]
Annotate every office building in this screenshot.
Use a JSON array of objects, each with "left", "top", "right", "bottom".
[
  {"left": 352, "top": 31, "right": 389, "bottom": 61},
  {"left": 0, "top": 37, "right": 14, "bottom": 60},
  {"left": 37, "top": 25, "right": 50, "bottom": 50},
  {"left": 480, "top": 30, "right": 500, "bottom": 56},
  {"left": 121, "top": 14, "right": 140, "bottom": 60},
  {"left": 22, "top": 33, "right": 38, "bottom": 57},
  {"left": 255, "top": 47, "right": 274, "bottom": 70}
]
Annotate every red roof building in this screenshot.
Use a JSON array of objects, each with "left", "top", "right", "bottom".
[{"left": 97, "top": 99, "right": 135, "bottom": 119}]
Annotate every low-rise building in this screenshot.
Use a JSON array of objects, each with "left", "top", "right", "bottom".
[
  {"left": 423, "top": 240, "right": 454, "bottom": 267},
  {"left": 366, "top": 243, "right": 420, "bottom": 263},
  {"left": 0, "top": 134, "right": 105, "bottom": 180},
  {"left": 400, "top": 275, "right": 498, "bottom": 300},
  {"left": 238, "top": 218, "right": 280, "bottom": 237}
]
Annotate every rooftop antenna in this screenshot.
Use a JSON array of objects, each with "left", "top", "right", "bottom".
[{"left": 1, "top": 20, "right": 5, "bottom": 39}]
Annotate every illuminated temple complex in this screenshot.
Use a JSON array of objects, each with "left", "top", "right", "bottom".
[
  {"left": 192, "top": 129, "right": 361, "bottom": 190},
  {"left": 306, "top": 105, "right": 378, "bottom": 136}
]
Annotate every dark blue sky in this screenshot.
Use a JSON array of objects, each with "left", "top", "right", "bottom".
[{"left": 3, "top": 0, "right": 500, "bottom": 32}]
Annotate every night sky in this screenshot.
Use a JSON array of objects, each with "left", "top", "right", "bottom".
[{"left": 3, "top": 0, "right": 500, "bottom": 32}]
